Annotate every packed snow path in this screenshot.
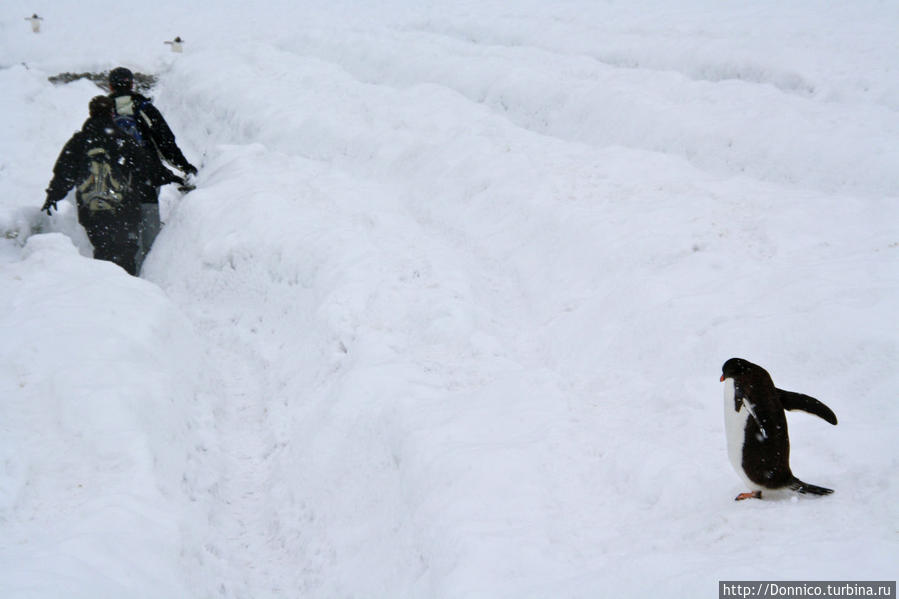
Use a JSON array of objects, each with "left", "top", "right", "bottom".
[{"left": 1, "top": 1, "right": 897, "bottom": 597}]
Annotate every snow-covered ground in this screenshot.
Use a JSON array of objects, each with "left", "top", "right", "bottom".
[{"left": 1, "top": 1, "right": 897, "bottom": 596}]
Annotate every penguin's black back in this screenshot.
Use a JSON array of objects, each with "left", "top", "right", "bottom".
[{"left": 722, "top": 359, "right": 795, "bottom": 489}]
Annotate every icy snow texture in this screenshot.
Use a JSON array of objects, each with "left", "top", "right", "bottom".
[{"left": 1, "top": 0, "right": 897, "bottom": 597}]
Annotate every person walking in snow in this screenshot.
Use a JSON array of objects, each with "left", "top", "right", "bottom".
[
  {"left": 42, "top": 96, "right": 174, "bottom": 275},
  {"left": 107, "top": 66, "right": 197, "bottom": 270}
]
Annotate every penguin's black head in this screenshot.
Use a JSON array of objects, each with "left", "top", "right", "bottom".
[{"left": 720, "top": 357, "right": 758, "bottom": 382}]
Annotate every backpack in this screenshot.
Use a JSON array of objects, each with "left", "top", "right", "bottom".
[
  {"left": 112, "top": 95, "right": 151, "bottom": 147},
  {"left": 76, "top": 147, "right": 132, "bottom": 214}
]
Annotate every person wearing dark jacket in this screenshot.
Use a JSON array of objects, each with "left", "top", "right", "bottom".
[
  {"left": 42, "top": 96, "right": 166, "bottom": 276},
  {"left": 107, "top": 66, "right": 197, "bottom": 270}
]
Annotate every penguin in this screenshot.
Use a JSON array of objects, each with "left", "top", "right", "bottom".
[
  {"left": 26, "top": 14, "right": 43, "bottom": 33},
  {"left": 164, "top": 36, "right": 184, "bottom": 53},
  {"left": 720, "top": 357, "right": 837, "bottom": 500}
]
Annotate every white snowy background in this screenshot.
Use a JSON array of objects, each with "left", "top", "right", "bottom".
[{"left": 1, "top": 0, "right": 897, "bottom": 597}]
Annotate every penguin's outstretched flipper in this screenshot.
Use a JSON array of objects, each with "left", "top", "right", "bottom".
[
  {"left": 777, "top": 389, "right": 838, "bottom": 425},
  {"left": 789, "top": 478, "right": 834, "bottom": 496}
]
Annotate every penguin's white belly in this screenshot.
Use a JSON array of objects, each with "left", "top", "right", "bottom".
[{"left": 723, "top": 378, "right": 760, "bottom": 490}]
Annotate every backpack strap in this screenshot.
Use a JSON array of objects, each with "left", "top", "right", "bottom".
[{"left": 136, "top": 100, "right": 154, "bottom": 130}]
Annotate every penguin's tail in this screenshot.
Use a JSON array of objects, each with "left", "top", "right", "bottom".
[{"left": 790, "top": 478, "right": 834, "bottom": 496}]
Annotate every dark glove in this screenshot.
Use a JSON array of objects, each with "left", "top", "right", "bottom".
[
  {"left": 41, "top": 197, "right": 58, "bottom": 216},
  {"left": 157, "top": 168, "right": 184, "bottom": 186},
  {"left": 182, "top": 163, "right": 198, "bottom": 176}
]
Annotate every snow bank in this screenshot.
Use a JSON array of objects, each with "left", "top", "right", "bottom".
[{"left": 0, "top": 235, "right": 206, "bottom": 597}]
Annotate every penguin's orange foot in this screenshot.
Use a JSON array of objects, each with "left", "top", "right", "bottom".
[{"left": 735, "top": 491, "right": 762, "bottom": 501}]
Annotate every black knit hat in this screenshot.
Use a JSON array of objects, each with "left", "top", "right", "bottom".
[{"left": 109, "top": 67, "right": 134, "bottom": 91}]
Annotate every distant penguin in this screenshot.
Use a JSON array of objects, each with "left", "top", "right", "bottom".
[
  {"left": 165, "top": 36, "right": 184, "bottom": 53},
  {"left": 26, "top": 14, "right": 43, "bottom": 33},
  {"left": 720, "top": 358, "right": 837, "bottom": 500}
]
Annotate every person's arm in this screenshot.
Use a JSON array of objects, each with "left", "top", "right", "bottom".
[
  {"left": 42, "top": 134, "right": 82, "bottom": 214},
  {"left": 140, "top": 102, "right": 197, "bottom": 174}
]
